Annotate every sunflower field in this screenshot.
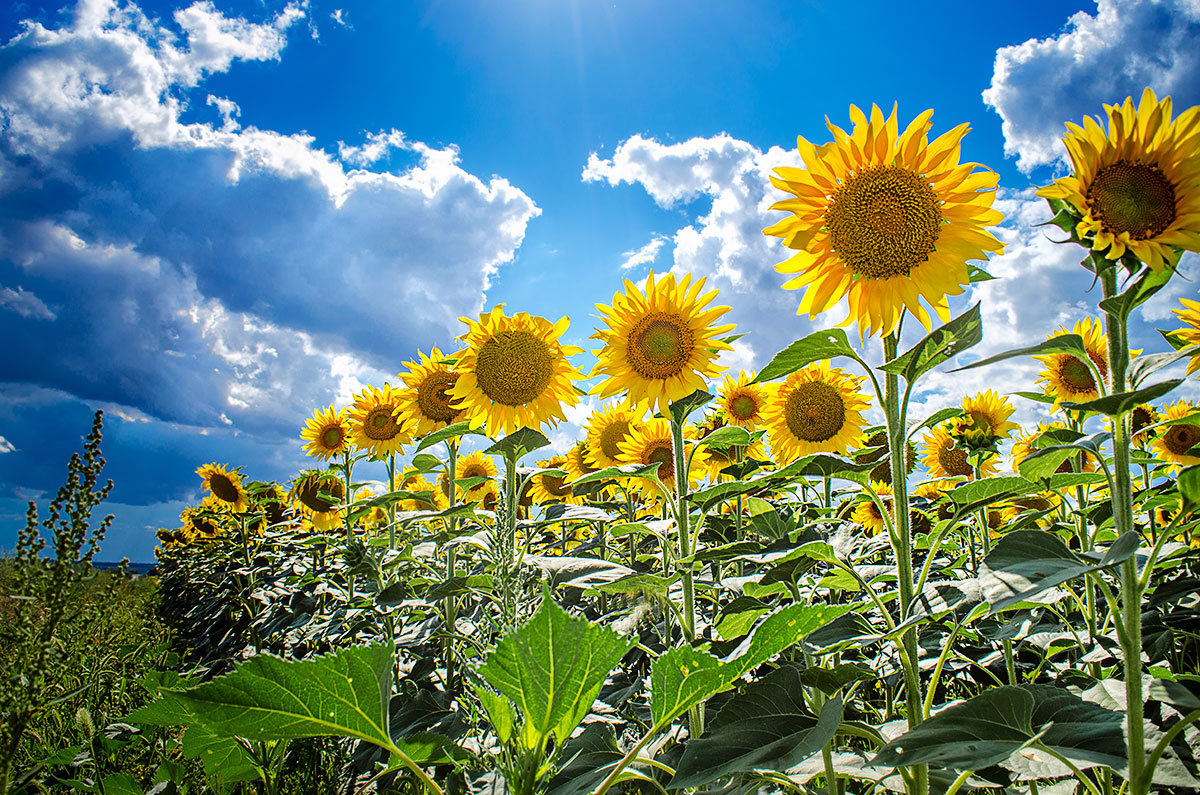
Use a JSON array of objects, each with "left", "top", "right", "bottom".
[{"left": 9, "top": 90, "right": 1200, "bottom": 795}]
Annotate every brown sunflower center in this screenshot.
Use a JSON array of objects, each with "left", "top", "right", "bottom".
[
  {"left": 460, "top": 462, "right": 491, "bottom": 481},
  {"left": 417, "top": 370, "right": 462, "bottom": 423},
  {"left": 599, "top": 419, "right": 632, "bottom": 460},
  {"left": 541, "top": 471, "right": 571, "bottom": 497},
  {"left": 208, "top": 473, "right": 241, "bottom": 504},
  {"left": 627, "top": 313, "right": 696, "bottom": 380},
  {"left": 320, "top": 425, "right": 345, "bottom": 450},
  {"left": 1164, "top": 424, "right": 1200, "bottom": 456},
  {"left": 571, "top": 444, "right": 598, "bottom": 474},
  {"left": 296, "top": 477, "right": 344, "bottom": 513},
  {"left": 646, "top": 442, "right": 676, "bottom": 484},
  {"left": 1131, "top": 406, "right": 1156, "bottom": 435},
  {"left": 938, "top": 444, "right": 973, "bottom": 477},
  {"left": 784, "top": 381, "right": 846, "bottom": 442},
  {"left": 1087, "top": 160, "right": 1176, "bottom": 240},
  {"left": 729, "top": 393, "right": 759, "bottom": 421},
  {"left": 364, "top": 405, "right": 403, "bottom": 441},
  {"left": 476, "top": 329, "right": 555, "bottom": 406},
  {"left": 1058, "top": 356, "right": 1097, "bottom": 393},
  {"left": 825, "top": 165, "right": 943, "bottom": 279}
]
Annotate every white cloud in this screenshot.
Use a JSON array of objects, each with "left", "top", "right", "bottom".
[
  {"left": 984, "top": 0, "right": 1200, "bottom": 172},
  {"left": 0, "top": 0, "right": 541, "bottom": 437},
  {"left": 0, "top": 436, "right": 15, "bottom": 453},
  {"left": 619, "top": 235, "right": 666, "bottom": 270},
  {"left": 0, "top": 284, "right": 56, "bottom": 320}
]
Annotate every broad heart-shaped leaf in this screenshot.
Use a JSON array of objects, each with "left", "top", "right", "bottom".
[
  {"left": 669, "top": 389, "right": 713, "bottom": 425},
  {"left": 413, "top": 421, "right": 486, "bottom": 452},
  {"left": 880, "top": 302, "right": 982, "bottom": 382},
  {"left": 181, "top": 725, "right": 258, "bottom": 785},
  {"left": 698, "top": 425, "right": 753, "bottom": 450},
  {"left": 1062, "top": 379, "right": 1184, "bottom": 416},
  {"left": 906, "top": 407, "right": 963, "bottom": 441},
  {"left": 145, "top": 643, "right": 395, "bottom": 747},
  {"left": 873, "top": 685, "right": 1127, "bottom": 772},
  {"left": 476, "top": 594, "right": 632, "bottom": 753},
  {"left": 484, "top": 428, "right": 551, "bottom": 461},
  {"left": 753, "top": 328, "right": 862, "bottom": 384},
  {"left": 722, "top": 604, "right": 855, "bottom": 679},
  {"left": 949, "top": 476, "right": 1036, "bottom": 506},
  {"left": 980, "top": 530, "right": 1140, "bottom": 612},
  {"left": 951, "top": 333, "right": 1090, "bottom": 373},
  {"left": 669, "top": 667, "right": 842, "bottom": 789}
]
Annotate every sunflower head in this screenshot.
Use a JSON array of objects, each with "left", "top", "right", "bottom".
[
  {"left": 348, "top": 384, "right": 413, "bottom": 458},
  {"left": 442, "top": 450, "right": 499, "bottom": 504},
  {"left": 920, "top": 424, "right": 997, "bottom": 480},
  {"left": 181, "top": 504, "right": 224, "bottom": 542},
  {"left": 290, "top": 473, "right": 346, "bottom": 531},
  {"left": 948, "top": 390, "right": 1019, "bottom": 451},
  {"left": 584, "top": 401, "right": 645, "bottom": 470},
  {"left": 1035, "top": 318, "right": 1111, "bottom": 408},
  {"left": 1131, "top": 403, "right": 1161, "bottom": 448},
  {"left": 397, "top": 347, "right": 466, "bottom": 437},
  {"left": 1152, "top": 400, "right": 1200, "bottom": 471},
  {"left": 854, "top": 430, "right": 916, "bottom": 485},
  {"left": 617, "top": 416, "right": 708, "bottom": 498},
  {"left": 1011, "top": 422, "right": 1095, "bottom": 474},
  {"left": 1037, "top": 88, "right": 1200, "bottom": 271},
  {"left": 196, "top": 463, "right": 249, "bottom": 513},
  {"left": 762, "top": 361, "right": 870, "bottom": 462},
  {"left": 300, "top": 404, "right": 350, "bottom": 461},
  {"left": 528, "top": 456, "right": 579, "bottom": 506},
  {"left": 849, "top": 482, "right": 893, "bottom": 537},
  {"left": 450, "top": 306, "right": 584, "bottom": 438},
  {"left": 765, "top": 104, "right": 1004, "bottom": 337},
  {"left": 591, "top": 271, "right": 736, "bottom": 413},
  {"left": 1169, "top": 297, "right": 1200, "bottom": 376},
  {"left": 719, "top": 370, "right": 770, "bottom": 429}
]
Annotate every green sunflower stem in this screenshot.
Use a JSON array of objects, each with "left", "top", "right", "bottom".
[
  {"left": 343, "top": 450, "right": 355, "bottom": 601},
  {"left": 1100, "top": 266, "right": 1146, "bottom": 794},
  {"left": 882, "top": 331, "right": 927, "bottom": 795},
  {"left": 502, "top": 447, "right": 520, "bottom": 631},
  {"left": 669, "top": 416, "right": 703, "bottom": 740},
  {"left": 444, "top": 439, "right": 459, "bottom": 691}
]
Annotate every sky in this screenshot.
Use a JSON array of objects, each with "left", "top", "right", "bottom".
[{"left": 2, "top": 0, "right": 1200, "bottom": 561}]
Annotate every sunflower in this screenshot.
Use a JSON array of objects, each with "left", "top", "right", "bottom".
[
  {"left": 354, "top": 487, "right": 388, "bottom": 531},
  {"left": 1037, "top": 88, "right": 1200, "bottom": 270},
  {"left": 1131, "top": 403, "right": 1161, "bottom": 448},
  {"left": 591, "top": 271, "right": 736, "bottom": 412},
  {"left": 291, "top": 473, "right": 346, "bottom": 531},
  {"left": 617, "top": 416, "right": 709, "bottom": 499},
  {"left": 585, "top": 401, "right": 645, "bottom": 470},
  {"left": 719, "top": 370, "right": 770, "bottom": 429},
  {"left": 999, "top": 493, "right": 1060, "bottom": 527},
  {"left": 1170, "top": 297, "right": 1200, "bottom": 376},
  {"left": 911, "top": 479, "right": 960, "bottom": 503},
  {"left": 181, "top": 504, "right": 224, "bottom": 542},
  {"left": 762, "top": 361, "right": 870, "bottom": 462},
  {"left": 563, "top": 441, "right": 599, "bottom": 481},
  {"left": 703, "top": 435, "right": 769, "bottom": 481},
  {"left": 1035, "top": 318, "right": 1111, "bottom": 408},
  {"left": 1151, "top": 400, "right": 1200, "bottom": 471},
  {"left": 450, "top": 306, "right": 584, "bottom": 437},
  {"left": 196, "top": 463, "right": 249, "bottom": 513},
  {"left": 300, "top": 404, "right": 351, "bottom": 461},
  {"left": 528, "top": 456, "right": 580, "bottom": 506},
  {"left": 441, "top": 450, "right": 499, "bottom": 503},
  {"left": 949, "top": 390, "right": 1019, "bottom": 448},
  {"left": 394, "top": 471, "right": 444, "bottom": 512},
  {"left": 1011, "top": 422, "right": 1095, "bottom": 473},
  {"left": 348, "top": 384, "right": 413, "bottom": 458},
  {"left": 920, "top": 424, "right": 997, "bottom": 480},
  {"left": 397, "top": 347, "right": 465, "bottom": 437},
  {"left": 850, "top": 482, "right": 893, "bottom": 537},
  {"left": 854, "top": 430, "right": 915, "bottom": 485},
  {"left": 765, "top": 104, "right": 1005, "bottom": 337}
]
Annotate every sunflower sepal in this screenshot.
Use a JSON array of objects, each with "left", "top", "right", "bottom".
[
  {"left": 967, "top": 264, "right": 997, "bottom": 283},
  {"left": 879, "top": 302, "right": 982, "bottom": 384},
  {"left": 1061, "top": 379, "right": 1184, "bottom": 417}
]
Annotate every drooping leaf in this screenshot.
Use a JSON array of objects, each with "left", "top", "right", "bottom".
[
  {"left": 873, "top": 685, "right": 1127, "bottom": 773},
  {"left": 669, "top": 667, "right": 842, "bottom": 788},
  {"left": 800, "top": 663, "right": 876, "bottom": 695},
  {"left": 1098, "top": 263, "right": 1176, "bottom": 321},
  {"left": 880, "top": 303, "right": 983, "bottom": 382},
  {"left": 1129, "top": 346, "right": 1200, "bottom": 388},
  {"left": 1178, "top": 465, "right": 1200, "bottom": 509},
  {"left": 669, "top": 389, "right": 714, "bottom": 425},
  {"left": 1061, "top": 380, "right": 1184, "bottom": 416},
  {"left": 477, "top": 594, "right": 633, "bottom": 752},
  {"left": 949, "top": 477, "right": 1035, "bottom": 506},
  {"left": 414, "top": 421, "right": 486, "bottom": 452},
  {"left": 722, "top": 604, "right": 855, "bottom": 679},
  {"left": 952, "top": 334, "right": 1090, "bottom": 373},
  {"left": 485, "top": 428, "right": 551, "bottom": 461},
  {"left": 568, "top": 463, "right": 662, "bottom": 487},
  {"left": 906, "top": 407, "right": 963, "bottom": 441},
  {"left": 980, "top": 530, "right": 1140, "bottom": 612},
  {"left": 698, "top": 425, "right": 753, "bottom": 449},
  {"left": 754, "top": 328, "right": 862, "bottom": 384}
]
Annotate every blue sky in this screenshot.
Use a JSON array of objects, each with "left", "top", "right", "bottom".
[{"left": 2, "top": 0, "right": 1199, "bottom": 561}]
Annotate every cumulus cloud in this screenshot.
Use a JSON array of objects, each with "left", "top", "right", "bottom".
[
  {"left": 0, "top": 0, "right": 540, "bottom": 436},
  {"left": 984, "top": 0, "right": 1200, "bottom": 172},
  {"left": 619, "top": 235, "right": 667, "bottom": 270},
  {"left": 0, "top": 436, "right": 15, "bottom": 453}
]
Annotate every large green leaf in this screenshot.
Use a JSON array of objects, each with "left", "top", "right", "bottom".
[
  {"left": 952, "top": 333, "right": 1090, "bottom": 373},
  {"left": 669, "top": 389, "right": 714, "bottom": 425},
  {"left": 723, "top": 604, "right": 854, "bottom": 679},
  {"left": 135, "top": 643, "right": 395, "bottom": 747},
  {"left": 669, "top": 667, "right": 842, "bottom": 789},
  {"left": 1098, "top": 262, "right": 1176, "bottom": 321},
  {"left": 568, "top": 462, "right": 662, "bottom": 487},
  {"left": 880, "top": 303, "right": 982, "bottom": 382},
  {"left": 873, "top": 685, "right": 1126, "bottom": 773},
  {"left": 1061, "top": 379, "right": 1183, "bottom": 416},
  {"left": 414, "top": 421, "right": 486, "bottom": 452},
  {"left": 485, "top": 428, "right": 551, "bottom": 460},
  {"left": 980, "top": 530, "right": 1140, "bottom": 612},
  {"left": 546, "top": 724, "right": 635, "bottom": 795},
  {"left": 181, "top": 725, "right": 259, "bottom": 784},
  {"left": 650, "top": 646, "right": 729, "bottom": 727},
  {"left": 753, "top": 328, "right": 862, "bottom": 384},
  {"left": 1129, "top": 346, "right": 1200, "bottom": 388},
  {"left": 477, "top": 594, "right": 633, "bottom": 752}
]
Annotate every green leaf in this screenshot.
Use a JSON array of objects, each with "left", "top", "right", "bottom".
[
  {"left": 880, "top": 303, "right": 983, "bottom": 382},
  {"left": 593, "top": 572, "right": 675, "bottom": 598},
  {"left": 800, "top": 663, "right": 876, "bottom": 695},
  {"left": 484, "top": 428, "right": 550, "bottom": 461},
  {"left": 477, "top": 594, "right": 632, "bottom": 752},
  {"left": 1061, "top": 379, "right": 1184, "bottom": 416},
  {"left": 872, "top": 684, "right": 1127, "bottom": 772},
  {"left": 1011, "top": 390, "right": 1056, "bottom": 405},
  {"left": 546, "top": 724, "right": 626, "bottom": 795},
  {"left": 181, "top": 725, "right": 259, "bottom": 784},
  {"left": 414, "top": 421, "right": 486, "bottom": 452},
  {"left": 698, "top": 425, "right": 753, "bottom": 449},
  {"left": 1179, "top": 466, "right": 1200, "bottom": 510},
  {"left": 949, "top": 477, "right": 1035, "bottom": 506},
  {"left": 952, "top": 333, "right": 1090, "bottom": 373},
  {"left": 650, "top": 646, "right": 729, "bottom": 727},
  {"left": 1098, "top": 263, "right": 1176, "bottom": 321},
  {"left": 967, "top": 264, "right": 996, "bottom": 283},
  {"left": 410, "top": 453, "right": 444, "bottom": 473},
  {"left": 1129, "top": 346, "right": 1200, "bottom": 388},
  {"left": 980, "top": 530, "right": 1140, "bottom": 612},
  {"left": 723, "top": 604, "right": 854, "bottom": 679},
  {"left": 148, "top": 644, "right": 395, "bottom": 747},
  {"left": 906, "top": 407, "right": 963, "bottom": 441},
  {"left": 668, "top": 389, "right": 713, "bottom": 425},
  {"left": 475, "top": 686, "right": 516, "bottom": 745},
  {"left": 568, "top": 463, "right": 662, "bottom": 487},
  {"left": 753, "top": 328, "right": 862, "bottom": 384},
  {"left": 100, "top": 774, "right": 145, "bottom": 795},
  {"left": 669, "top": 667, "right": 842, "bottom": 789}
]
